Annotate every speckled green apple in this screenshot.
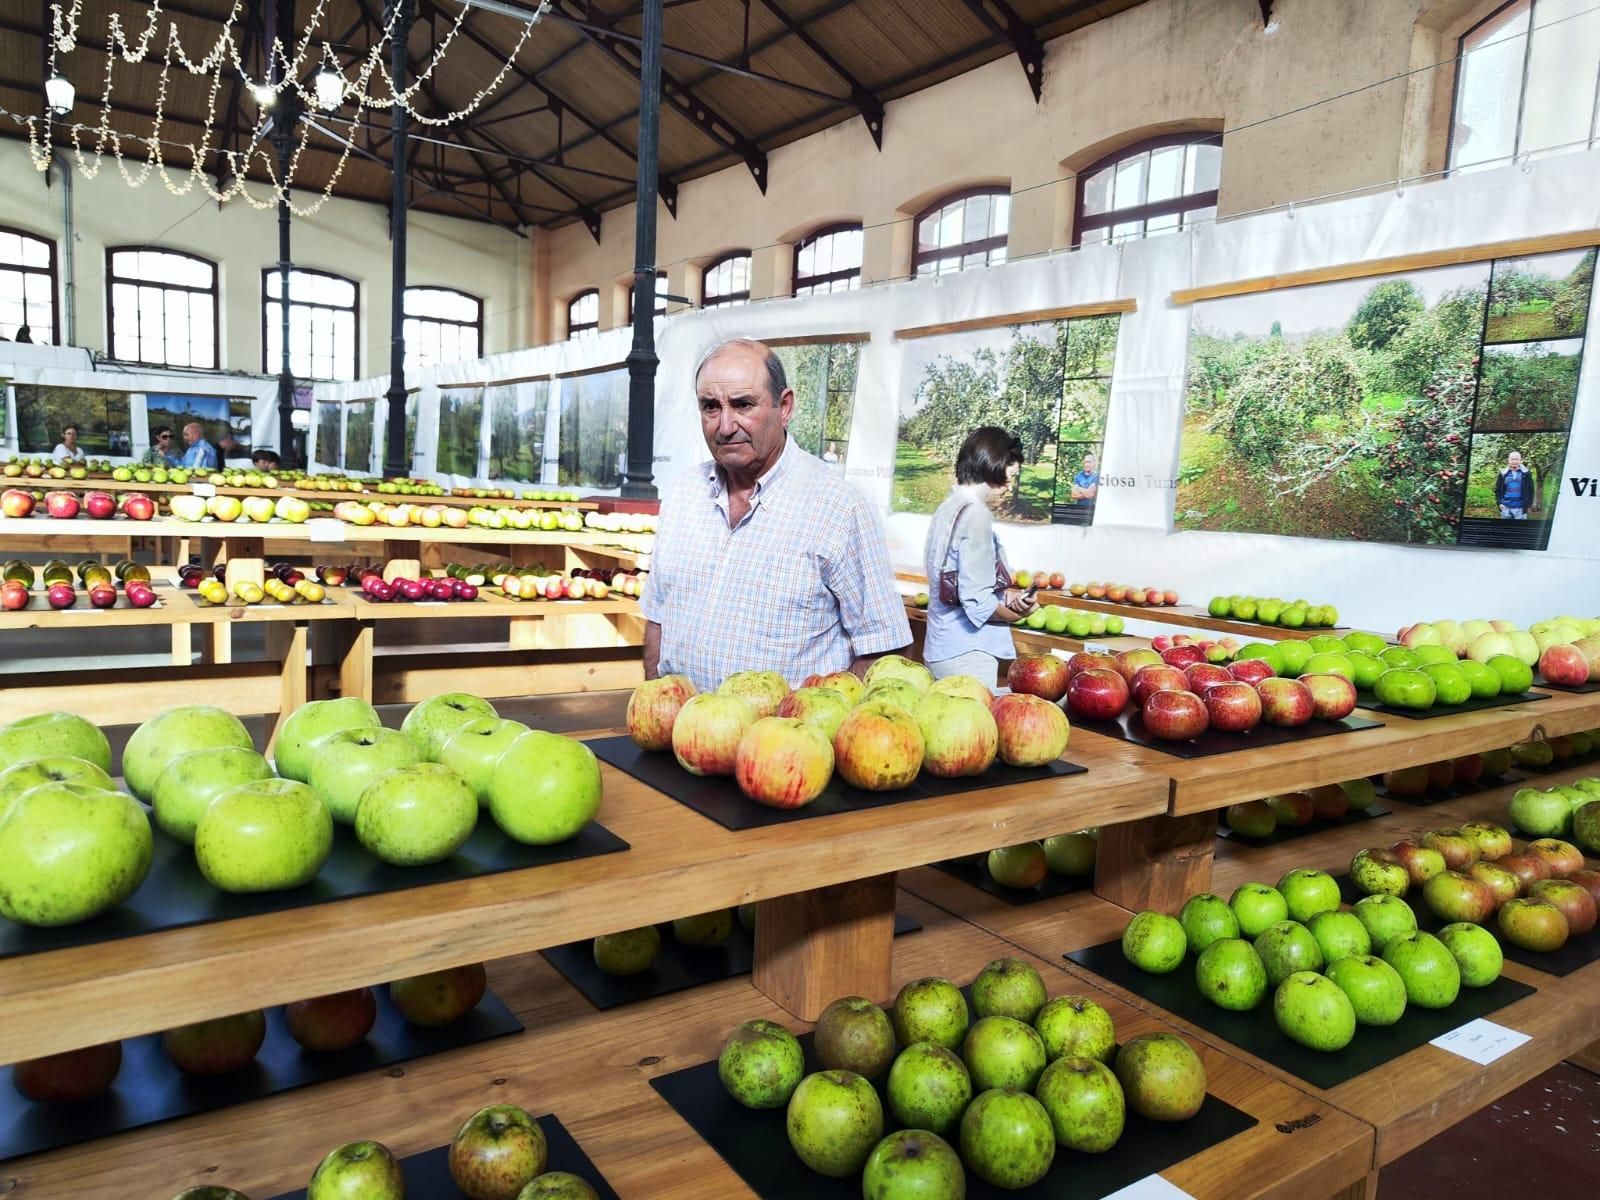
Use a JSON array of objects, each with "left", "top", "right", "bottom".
[
  {"left": 195, "top": 778, "right": 333, "bottom": 893},
  {"left": 0, "top": 782, "right": 152, "bottom": 926}
]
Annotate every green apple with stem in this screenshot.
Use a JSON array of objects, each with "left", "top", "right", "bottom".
[
  {"left": 355, "top": 762, "right": 478, "bottom": 866},
  {"left": 0, "top": 755, "right": 113, "bottom": 819},
  {"left": 440, "top": 717, "right": 531, "bottom": 803},
  {"left": 0, "top": 711, "right": 112, "bottom": 775},
  {"left": 273, "top": 697, "right": 382, "bottom": 783},
  {"left": 886, "top": 1041, "right": 971, "bottom": 1135},
  {"left": 307, "top": 1141, "right": 405, "bottom": 1200},
  {"left": 1033, "top": 994, "right": 1115, "bottom": 1063},
  {"left": 122, "top": 706, "right": 253, "bottom": 802},
  {"left": 150, "top": 746, "right": 274, "bottom": 844},
  {"left": 401, "top": 692, "right": 498, "bottom": 761},
  {"left": 0, "top": 782, "right": 152, "bottom": 926},
  {"left": 309, "top": 728, "right": 422, "bottom": 823},
  {"left": 1325, "top": 954, "right": 1407, "bottom": 1025}
]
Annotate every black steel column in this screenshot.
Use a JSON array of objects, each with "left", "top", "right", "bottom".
[
  {"left": 620, "top": 0, "right": 663, "bottom": 499},
  {"left": 382, "top": 0, "right": 415, "bottom": 481},
  {"left": 269, "top": 0, "right": 299, "bottom": 467}
]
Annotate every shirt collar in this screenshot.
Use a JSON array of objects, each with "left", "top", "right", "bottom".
[
  {"left": 953, "top": 482, "right": 989, "bottom": 504},
  {"left": 702, "top": 435, "right": 796, "bottom": 500}
]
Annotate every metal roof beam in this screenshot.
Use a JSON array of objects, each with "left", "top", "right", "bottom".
[
  {"left": 958, "top": 0, "right": 1044, "bottom": 102},
  {"left": 752, "top": 0, "right": 883, "bottom": 148}
]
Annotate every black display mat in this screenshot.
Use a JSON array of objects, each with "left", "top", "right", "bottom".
[
  {"left": 1373, "top": 770, "right": 1525, "bottom": 806},
  {"left": 1334, "top": 873, "right": 1600, "bottom": 978},
  {"left": 1069, "top": 711, "right": 1383, "bottom": 760},
  {"left": 542, "top": 913, "right": 923, "bottom": 1010},
  {"left": 589, "top": 736, "right": 1087, "bottom": 832},
  {"left": 265, "top": 1115, "right": 619, "bottom": 1200},
  {"left": 1536, "top": 678, "right": 1600, "bottom": 694},
  {"left": 1216, "top": 804, "right": 1393, "bottom": 848},
  {"left": 0, "top": 818, "right": 629, "bottom": 961},
  {"left": 928, "top": 857, "right": 1096, "bottom": 905},
  {"left": 650, "top": 1032, "right": 1256, "bottom": 1200},
  {"left": 0, "top": 990, "right": 522, "bottom": 1163},
  {"left": 1355, "top": 689, "right": 1548, "bottom": 721},
  {"left": 1065, "top": 939, "right": 1535, "bottom": 1090}
]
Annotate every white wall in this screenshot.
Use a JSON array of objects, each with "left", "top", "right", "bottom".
[{"left": 0, "top": 140, "right": 532, "bottom": 374}]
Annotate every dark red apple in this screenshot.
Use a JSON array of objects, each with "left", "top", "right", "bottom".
[
  {"left": 84, "top": 491, "right": 116, "bottom": 520},
  {"left": 1183, "top": 663, "right": 1233, "bottom": 693},
  {"left": 1529, "top": 879, "right": 1598, "bottom": 936},
  {"left": 1065, "top": 667, "right": 1130, "bottom": 721},
  {"left": 1202, "top": 681, "right": 1262, "bottom": 733},
  {"left": 1065, "top": 651, "right": 1116, "bottom": 678},
  {"left": 1228, "top": 658, "right": 1276, "bottom": 686},
  {"left": 12, "top": 1041, "right": 123, "bottom": 1104},
  {"left": 1142, "top": 690, "right": 1209, "bottom": 741},
  {"left": 1159, "top": 644, "right": 1206, "bottom": 670},
  {"left": 1256, "top": 677, "right": 1314, "bottom": 727},
  {"left": 390, "top": 963, "right": 487, "bottom": 1027},
  {"left": 1499, "top": 853, "right": 1554, "bottom": 892},
  {"left": 286, "top": 988, "right": 379, "bottom": 1053},
  {"left": 1452, "top": 754, "right": 1484, "bottom": 787},
  {"left": 1131, "top": 664, "right": 1189, "bottom": 708},
  {"left": 1426, "top": 760, "right": 1456, "bottom": 791},
  {"left": 454, "top": 581, "right": 478, "bottom": 601},
  {"left": 46, "top": 582, "right": 75, "bottom": 609},
  {"left": 126, "top": 583, "right": 157, "bottom": 609},
  {"left": 121, "top": 493, "right": 155, "bottom": 520},
  {"left": 1007, "top": 653, "right": 1070, "bottom": 702},
  {"left": 397, "top": 579, "right": 427, "bottom": 602},
  {"left": 1306, "top": 784, "right": 1349, "bottom": 821},
  {"left": 162, "top": 1010, "right": 268, "bottom": 1075},
  {"left": 88, "top": 584, "right": 116, "bottom": 609}
]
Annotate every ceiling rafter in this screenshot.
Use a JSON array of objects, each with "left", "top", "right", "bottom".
[
  {"left": 751, "top": 0, "right": 884, "bottom": 148},
  {"left": 958, "top": 0, "right": 1045, "bottom": 102}
]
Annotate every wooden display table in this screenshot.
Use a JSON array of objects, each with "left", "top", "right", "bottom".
[
  {"left": 19, "top": 475, "right": 603, "bottom": 511},
  {"left": 11, "top": 893, "right": 1375, "bottom": 1200}
]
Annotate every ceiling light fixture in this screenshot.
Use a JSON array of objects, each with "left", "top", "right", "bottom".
[
  {"left": 44, "top": 74, "right": 74, "bottom": 116},
  {"left": 314, "top": 64, "right": 346, "bottom": 111},
  {"left": 252, "top": 80, "right": 277, "bottom": 108}
]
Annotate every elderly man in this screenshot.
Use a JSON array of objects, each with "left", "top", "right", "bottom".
[
  {"left": 642, "top": 338, "right": 910, "bottom": 692},
  {"left": 179, "top": 422, "right": 219, "bottom": 470}
]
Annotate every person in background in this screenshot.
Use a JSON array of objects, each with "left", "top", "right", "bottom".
[
  {"left": 252, "top": 448, "right": 281, "bottom": 472},
  {"left": 52, "top": 424, "right": 86, "bottom": 462},
  {"left": 1495, "top": 450, "right": 1538, "bottom": 519},
  {"left": 218, "top": 432, "right": 242, "bottom": 465},
  {"left": 642, "top": 337, "right": 910, "bottom": 692},
  {"left": 1070, "top": 450, "right": 1100, "bottom": 506},
  {"left": 141, "top": 426, "right": 179, "bottom": 467},
  {"left": 923, "top": 427, "right": 1036, "bottom": 686},
  {"left": 180, "top": 421, "right": 219, "bottom": 470}
]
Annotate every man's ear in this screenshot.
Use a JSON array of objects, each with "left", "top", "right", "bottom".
[{"left": 778, "top": 386, "right": 796, "bottom": 426}]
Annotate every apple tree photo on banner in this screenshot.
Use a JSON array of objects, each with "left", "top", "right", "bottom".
[
  {"left": 228, "top": 398, "right": 253, "bottom": 454},
  {"left": 487, "top": 381, "right": 549, "bottom": 483},
  {"left": 771, "top": 340, "right": 860, "bottom": 469},
  {"left": 147, "top": 394, "right": 229, "bottom": 456},
  {"left": 314, "top": 402, "right": 341, "bottom": 469},
  {"left": 15, "top": 385, "right": 131, "bottom": 456},
  {"left": 437, "top": 387, "right": 485, "bottom": 478},
  {"left": 893, "top": 315, "right": 1120, "bottom": 525},
  {"left": 344, "top": 400, "right": 375, "bottom": 475},
  {"left": 558, "top": 369, "right": 627, "bottom": 489}
]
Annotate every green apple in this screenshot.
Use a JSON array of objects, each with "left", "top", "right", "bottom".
[
  {"left": 1423, "top": 662, "right": 1472, "bottom": 705},
  {"left": 972, "top": 955, "right": 1047, "bottom": 1023},
  {"left": 719, "top": 1018, "right": 805, "bottom": 1109},
  {"left": 1121, "top": 910, "right": 1187, "bottom": 973},
  {"left": 1179, "top": 893, "right": 1241, "bottom": 954},
  {"left": 1273, "top": 971, "right": 1357, "bottom": 1051},
  {"left": 962, "top": 1015, "right": 1047, "bottom": 1092},
  {"left": 486, "top": 730, "right": 602, "bottom": 844},
  {"left": 1374, "top": 668, "right": 1435, "bottom": 710},
  {"left": 593, "top": 926, "right": 660, "bottom": 976},
  {"left": 400, "top": 692, "right": 498, "bottom": 761},
  {"left": 122, "top": 706, "right": 253, "bottom": 801},
  {"left": 1253, "top": 920, "right": 1324, "bottom": 985},
  {"left": 673, "top": 909, "right": 734, "bottom": 946},
  {"left": 1113, "top": 1032, "right": 1206, "bottom": 1121},
  {"left": 892, "top": 977, "right": 969, "bottom": 1051},
  {"left": 1195, "top": 937, "right": 1268, "bottom": 1011},
  {"left": 1325, "top": 954, "right": 1407, "bottom": 1025},
  {"left": 1229, "top": 883, "right": 1289, "bottom": 939},
  {"left": 1352, "top": 894, "right": 1418, "bottom": 951},
  {"left": 1042, "top": 830, "right": 1096, "bottom": 876},
  {"left": 274, "top": 697, "right": 382, "bottom": 783},
  {"left": 1382, "top": 930, "right": 1461, "bottom": 1008},
  {"left": 1457, "top": 659, "right": 1502, "bottom": 698},
  {"left": 1339, "top": 777, "right": 1378, "bottom": 811},
  {"left": 1276, "top": 868, "right": 1342, "bottom": 923},
  {"left": 1345, "top": 651, "right": 1386, "bottom": 691},
  {"left": 1035, "top": 1055, "right": 1125, "bottom": 1153},
  {"left": 1410, "top": 644, "right": 1457, "bottom": 667},
  {"left": 1303, "top": 652, "right": 1354, "bottom": 681},
  {"left": 309, "top": 728, "right": 422, "bottom": 823},
  {"left": 1487, "top": 654, "right": 1534, "bottom": 694},
  {"left": 1509, "top": 787, "right": 1571, "bottom": 837},
  {"left": 886, "top": 1041, "right": 972, "bottom": 1136},
  {"left": 862, "top": 1129, "right": 966, "bottom": 1199},
  {"left": 1437, "top": 921, "right": 1504, "bottom": 987},
  {"left": 786, "top": 1069, "right": 883, "bottom": 1177},
  {"left": 0, "top": 782, "right": 152, "bottom": 926},
  {"left": 1308, "top": 910, "right": 1372, "bottom": 963},
  {"left": 1033, "top": 994, "right": 1115, "bottom": 1063},
  {"left": 958, "top": 1087, "right": 1054, "bottom": 1189},
  {"left": 440, "top": 717, "right": 531, "bottom": 803},
  {"left": 307, "top": 1140, "right": 405, "bottom": 1200},
  {"left": 195, "top": 778, "right": 334, "bottom": 893},
  {"left": 0, "top": 755, "right": 114, "bottom": 820},
  {"left": 355, "top": 762, "right": 478, "bottom": 866},
  {"left": 1275, "top": 640, "right": 1313, "bottom": 674},
  {"left": 151, "top": 746, "right": 275, "bottom": 844},
  {"left": 0, "top": 711, "right": 112, "bottom": 775}
]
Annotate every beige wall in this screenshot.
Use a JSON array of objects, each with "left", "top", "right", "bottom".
[
  {"left": 545, "top": 0, "right": 1466, "bottom": 329},
  {"left": 0, "top": 139, "right": 531, "bottom": 374}
]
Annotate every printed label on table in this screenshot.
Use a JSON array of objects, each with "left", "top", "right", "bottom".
[
  {"left": 1430, "top": 1018, "right": 1530, "bottom": 1065},
  {"left": 1102, "top": 1176, "right": 1195, "bottom": 1200},
  {"left": 192, "top": 482, "right": 217, "bottom": 497},
  {"left": 307, "top": 519, "right": 347, "bottom": 543}
]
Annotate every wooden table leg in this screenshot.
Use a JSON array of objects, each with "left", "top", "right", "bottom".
[
  {"left": 170, "top": 623, "right": 190, "bottom": 667},
  {"left": 1567, "top": 1039, "right": 1600, "bottom": 1076},
  {"left": 1325, "top": 1169, "right": 1380, "bottom": 1200},
  {"left": 265, "top": 623, "right": 310, "bottom": 757},
  {"left": 1093, "top": 811, "right": 1216, "bottom": 913},
  {"left": 338, "top": 621, "right": 375, "bottom": 704},
  {"left": 203, "top": 621, "right": 234, "bottom": 666},
  {"left": 753, "top": 873, "right": 898, "bottom": 1020}
]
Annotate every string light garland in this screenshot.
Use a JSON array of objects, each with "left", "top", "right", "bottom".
[{"left": 27, "top": 0, "right": 552, "bottom": 216}]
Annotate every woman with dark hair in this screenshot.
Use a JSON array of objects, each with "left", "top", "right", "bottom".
[{"left": 921, "top": 427, "right": 1036, "bottom": 686}]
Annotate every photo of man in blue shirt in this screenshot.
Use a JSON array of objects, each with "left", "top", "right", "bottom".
[
  {"left": 1494, "top": 450, "right": 1537, "bottom": 519},
  {"left": 180, "top": 422, "right": 219, "bottom": 470}
]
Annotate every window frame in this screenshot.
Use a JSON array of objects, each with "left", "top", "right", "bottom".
[
  {"left": 0, "top": 225, "right": 60, "bottom": 345},
  {"left": 1072, "top": 133, "right": 1222, "bottom": 247},
  {"left": 628, "top": 272, "right": 669, "bottom": 321},
  {"left": 567, "top": 288, "right": 600, "bottom": 339},
  {"left": 701, "top": 251, "right": 753, "bottom": 308},
  {"left": 1445, "top": 0, "right": 1548, "bottom": 173},
  {"left": 402, "top": 284, "right": 482, "bottom": 369},
  {"left": 793, "top": 222, "right": 864, "bottom": 296},
  {"left": 912, "top": 187, "right": 1012, "bottom": 277},
  {"left": 106, "top": 245, "right": 220, "bottom": 368},
  {"left": 260, "top": 265, "right": 361, "bottom": 382}
]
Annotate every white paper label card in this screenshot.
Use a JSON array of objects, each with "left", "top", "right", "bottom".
[
  {"left": 1430, "top": 1018, "right": 1530, "bottom": 1065},
  {"left": 1101, "top": 1176, "right": 1195, "bottom": 1200},
  {"left": 307, "top": 519, "right": 347, "bottom": 543},
  {"left": 192, "top": 482, "right": 217, "bottom": 497}
]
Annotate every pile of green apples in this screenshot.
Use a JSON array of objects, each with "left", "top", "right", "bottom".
[
  {"left": 0, "top": 693, "right": 602, "bottom": 930},
  {"left": 1122, "top": 869, "right": 1502, "bottom": 1053},
  {"left": 979, "top": 829, "right": 1097, "bottom": 889},
  {"left": 591, "top": 905, "right": 752, "bottom": 976},
  {"left": 715, "top": 956, "right": 1210, "bottom": 1194},
  {"left": 1509, "top": 775, "right": 1600, "bottom": 852},
  {"left": 1225, "top": 777, "right": 1379, "bottom": 836},
  {"left": 1019, "top": 603, "right": 1127, "bottom": 639},
  {"left": 1206, "top": 594, "right": 1339, "bottom": 628}
]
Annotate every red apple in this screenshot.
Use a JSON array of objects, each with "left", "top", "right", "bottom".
[
  {"left": 1143, "top": 588, "right": 1164, "bottom": 606},
  {"left": 1203, "top": 681, "right": 1262, "bottom": 732},
  {"left": 1007, "top": 653, "right": 1070, "bottom": 703},
  {"left": 1142, "top": 690, "right": 1209, "bottom": 741},
  {"left": 1, "top": 487, "right": 35, "bottom": 517},
  {"left": 1382, "top": 765, "right": 1430, "bottom": 797},
  {"left": 46, "top": 582, "right": 75, "bottom": 610},
  {"left": 1452, "top": 754, "right": 1484, "bottom": 787},
  {"left": 989, "top": 693, "right": 1071, "bottom": 766},
  {"left": 390, "top": 963, "right": 488, "bottom": 1027},
  {"left": 162, "top": 1011, "right": 268, "bottom": 1075},
  {"left": 1529, "top": 879, "right": 1598, "bottom": 936},
  {"left": 1228, "top": 658, "right": 1276, "bottom": 686},
  {"left": 1466, "top": 860, "right": 1521, "bottom": 908},
  {"left": 126, "top": 583, "right": 157, "bottom": 609},
  {"left": 1255, "top": 677, "right": 1314, "bottom": 727},
  {"left": 1539, "top": 644, "right": 1590, "bottom": 688},
  {"left": 88, "top": 583, "right": 117, "bottom": 609},
  {"left": 1159, "top": 644, "right": 1206, "bottom": 670},
  {"left": 1426, "top": 760, "right": 1456, "bottom": 791},
  {"left": 84, "top": 491, "right": 116, "bottom": 519},
  {"left": 1307, "top": 784, "right": 1349, "bottom": 821},
  {"left": 1106, "top": 585, "right": 1128, "bottom": 603},
  {"left": 1565, "top": 869, "right": 1600, "bottom": 909},
  {"left": 286, "top": 988, "right": 379, "bottom": 1052},
  {"left": 44, "top": 490, "right": 80, "bottom": 519},
  {"left": 120, "top": 492, "right": 155, "bottom": 520},
  {"left": 1421, "top": 828, "right": 1480, "bottom": 871},
  {"left": 1152, "top": 635, "right": 1174, "bottom": 652},
  {"left": 1065, "top": 667, "right": 1130, "bottom": 721},
  {"left": 1298, "top": 673, "right": 1357, "bottom": 721},
  {"left": 0, "top": 580, "right": 28, "bottom": 610},
  {"left": 1525, "top": 838, "right": 1585, "bottom": 879},
  {"left": 628, "top": 675, "right": 699, "bottom": 751},
  {"left": 1498, "top": 853, "right": 1553, "bottom": 892},
  {"left": 1112, "top": 649, "right": 1164, "bottom": 686},
  {"left": 1131, "top": 664, "right": 1189, "bottom": 708},
  {"left": 1184, "top": 663, "right": 1233, "bottom": 692},
  {"left": 12, "top": 1041, "right": 123, "bottom": 1104},
  {"left": 455, "top": 581, "right": 479, "bottom": 601},
  {"left": 1065, "top": 651, "right": 1116, "bottom": 678},
  {"left": 1048, "top": 573, "right": 1065, "bottom": 590},
  {"left": 1391, "top": 840, "right": 1448, "bottom": 885},
  {"left": 1163, "top": 589, "right": 1179, "bottom": 605}
]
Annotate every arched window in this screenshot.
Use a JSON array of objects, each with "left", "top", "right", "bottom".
[
  {"left": 1449, "top": 1, "right": 1600, "bottom": 172},
  {"left": 108, "top": 247, "right": 219, "bottom": 368},
  {"left": 702, "top": 252, "right": 752, "bottom": 308},
  {"left": 404, "top": 286, "right": 481, "bottom": 370},
  {"left": 628, "top": 272, "right": 669, "bottom": 320},
  {"left": 0, "top": 226, "right": 58, "bottom": 344},
  {"left": 568, "top": 289, "right": 599, "bottom": 339},
  {"left": 263, "top": 267, "right": 359, "bottom": 382},
  {"left": 913, "top": 189, "right": 1010, "bottom": 277},
  {"left": 1075, "top": 134, "right": 1220, "bottom": 246},
  {"left": 794, "top": 224, "right": 863, "bottom": 296}
]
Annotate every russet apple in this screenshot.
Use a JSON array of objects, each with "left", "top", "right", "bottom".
[
  {"left": 1459, "top": 821, "right": 1513, "bottom": 861},
  {"left": 1498, "top": 852, "right": 1553, "bottom": 891},
  {"left": 1390, "top": 840, "right": 1448, "bottom": 886},
  {"left": 990, "top": 693, "right": 1070, "bottom": 766},
  {"left": 1065, "top": 667, "right": 1130, "bottom": 721},
  {"left": 833, "top": 700, "right": 925, "bottom": 789},
  {"left": 390, "top": 962, "right": 487, "bottom": 1027},
  {"left": 671, "top": 693, "right": 758, "bottom": 777},
  {"left": 308, "top": 1141, "right": 405, "bottom": 1200},
  {"left": 1351, "top": 848, "right": 1410, "bottom": 896},
  {"left": 449, "top": 1103, "right": 548, "bottom": 1200},
  {"left": 863, "top": 653, "right": 933, "bottom": 694},
  {"left": 1525, "top": 838, "right": 1585, "bottom": 879},
  {"left": 1421, "top": 870, "right": 1498, "bottom": 924},
  {"left": 1497, "top": 897, "right": 1569, "bottom": 951},
  {"left": 776, "top": 686, "right": 854, "bottom": 741},
  {"left": 1421, "top": 828, "right": 1480, "bottom": 871},
  {"left": 1007, "top": 653, "right": 1070, "bottom": 702},
  {"left": 717, "top": 670, "right": 791, "bottom": 718},
  {"left": 1528, "top": 879, "right": 1598, "bottom": 936},
  {"left": 1466, "top": 860, "right": 1521, "bottom": 908},
  {"left": 286, "top": 988, "right": 379, "bottom": 1052},
  {"left": 734, "top": 716, "right": 835, "bottom": 807}
]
